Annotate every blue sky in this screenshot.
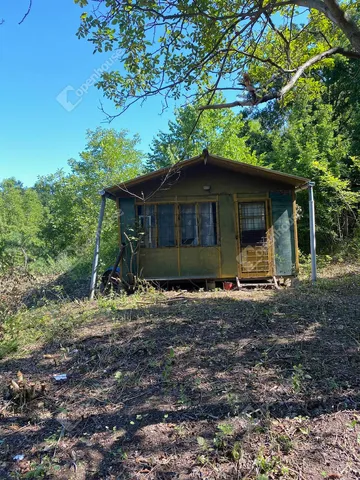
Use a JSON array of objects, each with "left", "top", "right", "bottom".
[{"left": 0, "top": 0, "right": 176, "bottom": 186}]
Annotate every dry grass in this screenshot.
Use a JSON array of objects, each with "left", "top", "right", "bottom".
[{"left": 1, "top": 263, "right": 360, "bottom": 479}]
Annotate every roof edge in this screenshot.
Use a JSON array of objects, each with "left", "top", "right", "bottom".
[{"left": 104, "top": 153, "right": 310, "bottom": 196}]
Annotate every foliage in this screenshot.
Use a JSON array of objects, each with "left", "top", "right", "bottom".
[
  {"left": 0, "top": 128, "right": 143, "bottom": 276},
  {"left": 243, "top": 74, "right": 360, "bottom": 252},
  {"left": 146, "top": 95, "right": 260, "bottom": 171},
  {"left": 35, "top": 128, "right": 143, "bottom": 271},
  {"left": 0, "top": 179, "right": 44, "bottom": 272},
  {"left": 292, "top": 364, "right": 306, "bottom": 393},
  {"left": 74, "top": 0, "right": 360, "bottom": 117},
  {"left": 2, "top": 59, "right": 360, "bottom": 277},
  {"left": 0, "top": 300, "right": 88, "bottom": 359},
  {"left": 270, "top": 98, "right": 358, "bottom": 251},
  {"left": 146, "top": 77, "right": 360, "bottom": 253}
]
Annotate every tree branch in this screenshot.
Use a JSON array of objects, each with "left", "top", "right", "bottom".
[
  {"left": 198, "top": 47, "right": 360, "bottom": 111},
  {"left": 293, "top": 0, "right": 360, "bottom": 52},
  {"left": 18, "top": 0, "right": 32, "bottom": 25}
]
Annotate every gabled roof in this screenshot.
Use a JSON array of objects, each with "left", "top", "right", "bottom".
[{"left": 105, "top": 152, "right": 310, "bottom": 197}]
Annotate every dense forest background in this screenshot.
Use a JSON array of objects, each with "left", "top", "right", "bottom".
[{"left": 1, "top": 58, "right": 359, "bottom": 278}]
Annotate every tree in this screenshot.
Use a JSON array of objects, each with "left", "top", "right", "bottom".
[
  {"left": 35, "top": 128, "right": 143, "bottom": 263},
  {"left": 35, "top": 170, "right": 81, "bottom": 257},
  {"left": 75, "top": 0, "right": 360, "bottom": 116},
  {"left": 1, "top": 1, "right": 33, "bottom": 25},
  {"left": 324, "top": 58, "right": 360, "bottom": 193},
  {"left": 0, "top": 179, "right": 44, "bottom": 271},
  {"left": 146, "top": 96, "right": 260, "bottom": 171},
  {"left": 242, "top": 86, "right": 359, "bottom": 252}
]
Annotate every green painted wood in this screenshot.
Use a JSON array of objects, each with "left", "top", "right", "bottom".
[
  {"left": 270, "top": 192, "right": 295, "bottom": 276},
  {"left": 118, "top": 198, "right": 137, "bottom": 277},
  {"left": 139, "top": 248, "right": 178, "bottom": 278},
  {"left": 180, "top": 246, "right": 219, "bottom": 277},
  {"left": 218, "top": 194, "right": 238, "bottom": 277},
  {"left": 116, "top": 167, "right": 298, "bottom": 280}
]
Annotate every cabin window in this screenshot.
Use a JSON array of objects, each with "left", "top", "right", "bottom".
[
  {"left": 158, "top": 204, "right": 176, "bottom": 247},
  {"left": 137, "top": 201, "right": 218, "bottom": 248},
  {"left": 199, "top": 202, "right": 217, "bottom": 246},
  {"left": 137, "top": 203, "right": 175, "bottom": 247},
  {"left": 137, "top": 204, "right": 156, "bottom": 248},
  {"left": 180, "top": 202, "right": 217, "bottom": 246},
  {"left": 240, "top": 202, "right": 267, "bottom": 246},
  {"left": 180, "top": 204, "right": 199, "bottom": 246}
]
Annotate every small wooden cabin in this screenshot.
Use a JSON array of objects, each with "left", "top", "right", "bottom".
[{"left": 104, "top": 153, "right": 309, "bottom": 285}]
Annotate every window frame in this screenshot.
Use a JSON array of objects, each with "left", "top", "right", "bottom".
[
  {"left": 238, "top": 201, "right": 268, "bottom": 247},
  {"left": 135, "top": 200, "right": 220, "bottom": 248},
  {"left": 157, "top": 203, "right": 177, "bottom": 247}
]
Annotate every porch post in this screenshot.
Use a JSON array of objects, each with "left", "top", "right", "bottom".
[
  {"left": 89, "top": 193, "right": 106, "bottom": 300},
  {"left": 308, "top": 181, "right": 317, "bottom": 283}
]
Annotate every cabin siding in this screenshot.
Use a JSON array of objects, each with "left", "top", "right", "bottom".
[
  {"left": 179, "top": 247, "right": 219, "bottom": 278},
  {"left": 270, "top": 192, "right": 296, "bottom": 276},
  {"left": 219, "top": 194, "right": 238, "bottom": 277},
  {"left": 121, "top": 163, "right": 296, "bottom": 200},
  {"left": 118, "top": 197, "right": 137, "bottom": 277},
  {"left": 115, "top": 163, "right": 301, "bottom": 282}
]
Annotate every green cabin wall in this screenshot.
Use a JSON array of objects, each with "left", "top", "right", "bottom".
[
  {"left": 218, "top": 194, "right": 238, "bottom": 278},
  {"left": 118, "top": 197, "right": 137, "bottom": 278},
  {"left": 270, "top": 192, "right": 296, "bottom": 276},
  {"left": 116, "top": 163, "right": 298, "bottom": 280}
]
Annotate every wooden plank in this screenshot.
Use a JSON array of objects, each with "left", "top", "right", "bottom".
[
  {"left": 270, "top": 192, "right": 296, "bottom": 276},
  {"left": 292, "top": 190, "right": 300, "bottom": 273},
  {"left": 238, "top": 200, "right": 271, "bottom": 278}
]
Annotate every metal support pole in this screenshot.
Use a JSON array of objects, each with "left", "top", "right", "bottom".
[
  {"left": 89, "top": 194, "right": 106, "bottom": 300},
  {"left": 308, "top": 181, "right": 317, "bottom": 283}
]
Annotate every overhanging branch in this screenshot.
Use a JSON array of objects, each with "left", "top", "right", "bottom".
[
  {"left": 294, "top": 0, "right": 360, "bottom": 52},
  {"left": 18, "top": 0, "right": 32, "bottom": 25},
  {"left": 198, "top": 47, "right": 360, "bottom": 111}
]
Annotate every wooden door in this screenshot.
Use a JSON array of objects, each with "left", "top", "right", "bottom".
[{"left": 237, "top": 201, "right": 272, "bottom": 278}]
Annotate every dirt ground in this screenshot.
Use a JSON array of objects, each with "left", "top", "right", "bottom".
[{"left": 1, "top": 264, "right": 360, "bottom": 479}]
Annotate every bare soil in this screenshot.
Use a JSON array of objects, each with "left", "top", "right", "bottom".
[{"left": 1, "top": 264, "right": 360, "bottom": 479}]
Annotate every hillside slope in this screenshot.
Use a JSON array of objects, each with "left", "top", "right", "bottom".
[{"left": 1, "top": 264, "right": 360, "bottom": 479}]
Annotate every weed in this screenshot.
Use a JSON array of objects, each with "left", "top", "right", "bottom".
[
  {"left": 114, "top": 370, "right": 123, "bottom": 383},
  {"left": 214, "top": 422, "right": 235, "bottom": 449},
  {"left": 97, "top": 295, "right": 119, "bottom": 312},
  {"left": 255, "top": 448, "right": 291, "bottom": 478},
  {"left": 292, "top": 363, "right": 305, "bottom": 393},
  {"left": 326, "top": 377, "right": 339, "bottom": 392},
  {"left": 255, "top": 450, "right": 282, "bottom": 475},
  {"left": 231, "top": 441, "right": 242, "bottom": 462},
  {"left": 196, "top": 423, "right": 238, "bottom": 465},
  {"left": 24, "top": 456, "right": 55, "bottom": 478},
  {"left": 162, "top": 347, "right": 175, "bottom": 384},
  {"left": 299, "top": 426, "right": 310, "bottom": 435},
  {"left": 116, "top": 448, "right": 128, "bottom": 460},
  {"left": 347, "top": 415, "right": 360, "bottom": 430},
  {"left": 227, "top": 391, "right": 240, "bottom": 416},
  {"left": 275, "top": 434, "right": 293, "bottom": 454},
  {"left": 197, "top": 436, "right": 210, "bottom": 452},
  {"left": 196, "top": 454, "right": 208, "bottom": 465},
  {"left": 0, "top": 338, "right": 18, "bottom": 359},
  {"left": 177, "top": 384, "right": 191, "bottom": 406},
  {"left": 174, "top": 424, "right": 187, "bottom": 437},
  {"left": 0, "top": 300, "right": 90, "bottom": 359}
]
